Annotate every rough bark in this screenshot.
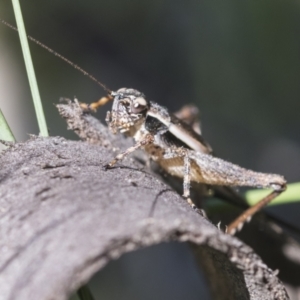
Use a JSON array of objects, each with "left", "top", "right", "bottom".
[{"left": 0, "top": 100, "right": 291, "bottom": 300}]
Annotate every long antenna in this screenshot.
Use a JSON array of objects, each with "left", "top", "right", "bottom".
[{"left": 0, "top": 18, "right": 112, "bottom": 94}]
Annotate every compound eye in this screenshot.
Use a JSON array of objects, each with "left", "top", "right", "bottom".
[
  {"left": 131, "top": 97, "right": 148, "bottom": 113},
  {"left": 120, "top": 98, "right": 131, "bottom": 107}
]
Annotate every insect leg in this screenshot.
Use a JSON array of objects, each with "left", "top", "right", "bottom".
[
  {"left": 182, "top": 154, "right": 198, "bottom": 210},
  {"left": 164, "top": 148, "right": 200, "bottom": 212},
  {"left": 227, "top": 184, "right": 286, "bottom": 235},
  {"left": 103, "top": 134, "right": 154, "bottom": 170},
  {"left": 188, "top": 151, "right": 286, "bottom": 234},
  {"left": 80, "top": 95, "right": 113, "bottom": 112},
  {"left": 183, "top": 155, "right": 191, "bottom": 198},
  {"left": 174, "top": 104, "right": 201, "bottom": 134}
]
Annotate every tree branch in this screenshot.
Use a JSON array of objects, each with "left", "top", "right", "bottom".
[{"left": 0, "top": 101, "right": 290, "bottom": 300}]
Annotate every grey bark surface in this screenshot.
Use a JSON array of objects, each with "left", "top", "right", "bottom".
[{"left": 0, "top": 101, "right": 290, "bottom": 300}]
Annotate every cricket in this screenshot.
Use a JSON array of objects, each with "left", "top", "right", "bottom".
[{"left": 1, "top": 18, "right": 287, "bottom": 235}]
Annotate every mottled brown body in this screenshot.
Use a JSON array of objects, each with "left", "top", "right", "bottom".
[
  {"left": 160, "top": 152, "right": 284, "bottom": 188},
  {"left": 97, "top": 88, "right": 287, "bottom": 234}
]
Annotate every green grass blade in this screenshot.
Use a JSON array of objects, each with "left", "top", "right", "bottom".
[
  {"left": 11, "top": 0, "right": 48, "bottom": 137},
  {"left": 245, "top": 182, "right": 300, "bottom": 206},
  {"left": 0, "top": 108, "right": 15, "bottom": 142},
  {"left": 204, "top": 182, "right": 300, "bottom": 215}
]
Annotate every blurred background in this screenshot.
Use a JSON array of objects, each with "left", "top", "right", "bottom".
[{"left": 1, "top": 0, "right": 300, "bottom": 299}]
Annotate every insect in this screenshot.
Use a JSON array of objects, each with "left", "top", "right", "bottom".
[
  {"left": 80, "top": 88, "right": 286, "bottom": 234},
  {"left": 1, "top": 18, "right": 287, "bottom": 235}
]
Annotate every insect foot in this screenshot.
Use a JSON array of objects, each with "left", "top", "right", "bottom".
[
  {"left": 185, "top": 197, "right": 207, "bottom": 217},
  {"left": 102, "top": 164, "right": 112, "bottom": 171}
]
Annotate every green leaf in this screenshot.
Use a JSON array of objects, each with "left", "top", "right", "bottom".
[
  {"left": 204, "top": 183, "right": 300, "bottom": 215},
  {"left": 0, "top": 108, "right": 15, "bottom": 142},
  {"left": 245, "top": 182, "right": 300, "bottom": 206},
  {"left": 11, "top": 0, "right": 48, "bottom": 137}
]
